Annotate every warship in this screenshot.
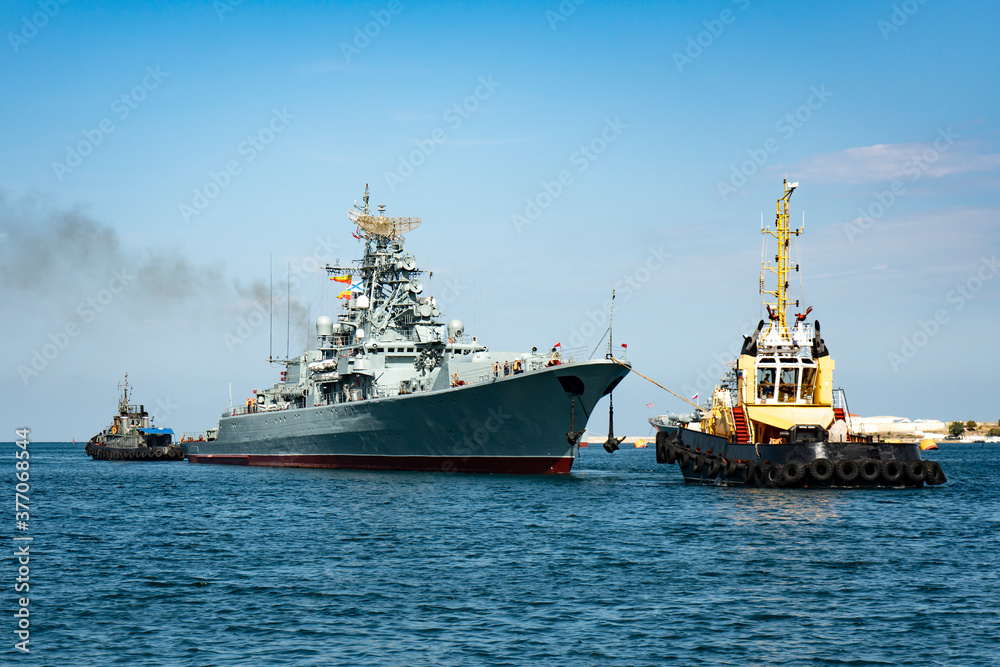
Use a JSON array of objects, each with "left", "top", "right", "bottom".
[
  {"left": 182, "top": 187, "right": 631, "bottom": 473},
  {"left": 650, "top": 180, "right": 946, "bottom": 488},
  {"left": 86, "top": 374, "right": 185, "bottom": 461}
]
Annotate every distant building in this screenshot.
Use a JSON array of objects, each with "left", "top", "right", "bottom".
[{"left": 855, "top": 416, "right": 945, "bottom": 436}]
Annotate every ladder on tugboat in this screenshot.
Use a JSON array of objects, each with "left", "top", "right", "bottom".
[
  {"left": 832, "top": 388, "right": 850, "bottom": 425},
  {"left": 732, "top": 405, "right": 751, "bottom": 444}
]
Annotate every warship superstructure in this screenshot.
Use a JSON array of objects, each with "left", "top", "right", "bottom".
[
  {"left": 182, "top": 187, "right": 630, "bottom": 473},
  {"left": 86, "top": 374, "right": 185, "bottom": 461},
  {"left": 650, "top": 180, "right": 946, "bottom": 487}
]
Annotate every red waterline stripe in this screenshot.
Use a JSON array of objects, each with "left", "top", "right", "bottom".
[{"left": 185, "top": 453, "right": 574, "bottom": 475}]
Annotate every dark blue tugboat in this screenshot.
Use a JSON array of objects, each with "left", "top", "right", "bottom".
[{"left": 85, "top": 375, "right": 185, "bottom": 461}]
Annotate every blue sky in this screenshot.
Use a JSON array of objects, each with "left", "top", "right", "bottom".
[{"left": 2, "top": 0, "right": 998, "bottom": 441}]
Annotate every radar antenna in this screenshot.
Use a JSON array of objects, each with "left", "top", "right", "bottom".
[{"left": 347, "top": 186, "right": 420, "bottom": 239}]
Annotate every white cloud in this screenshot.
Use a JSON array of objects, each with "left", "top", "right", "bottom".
[{"left": 786, "top": 141, "right": 1000, "bottom": 185}]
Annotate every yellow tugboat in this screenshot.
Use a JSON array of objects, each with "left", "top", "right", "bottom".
[{"left": 650, "top": 180, "right": 947, "bottom": 487}]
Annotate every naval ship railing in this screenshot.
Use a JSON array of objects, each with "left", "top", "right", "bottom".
[{"left": 452, "top": 346, "right": 589, "bottom": 387}]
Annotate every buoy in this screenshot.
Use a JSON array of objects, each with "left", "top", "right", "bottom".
[
  {"left": 919, "top": 438, "right": 938, "bottom": 450},
  {"left": 634, "top": 438, "right": 647, "bottom": 448}
]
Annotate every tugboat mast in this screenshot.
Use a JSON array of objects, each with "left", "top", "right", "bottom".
[{"left": 761, "top": 179, "right": 801, "bottom": 337}]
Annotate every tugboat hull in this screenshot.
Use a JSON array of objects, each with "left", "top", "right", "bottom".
[
  {"left": 652, "top": 426, "right": 945, "bottom": 488},
  {"left": 85, "top": 441, "right": 186, "bottom": 461}
]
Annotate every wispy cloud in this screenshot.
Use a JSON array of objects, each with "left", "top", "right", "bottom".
[
  {"left": 786, "top": 141, "right": 1000, "bottom": 185},
  {"left": 298, "top": 60, "right": 353, "bottom": 76},
  {"left": 447, "top": 137, "right": 522, "bottom": 147}
]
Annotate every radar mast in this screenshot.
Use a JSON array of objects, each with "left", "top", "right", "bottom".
[{"left": 761, "top": 179, "right": 801, "bottom": 338}]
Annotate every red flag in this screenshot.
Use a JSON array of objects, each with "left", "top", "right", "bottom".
[
  {"left": 554, "top": 342, "right": 561, "bottom": 347},
  {"left": 621, "top": 343, "right": 627, "bottom": 348}
]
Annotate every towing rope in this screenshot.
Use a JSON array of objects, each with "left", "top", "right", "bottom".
[{"left": 608, "top": 357, "right": 705, "bottom": 413}]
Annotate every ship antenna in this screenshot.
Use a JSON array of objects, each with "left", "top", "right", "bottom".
[
  {"left": 286, "top": 261, "right": 291, "bottom": 360},
  {"left": 268, "top": 255, "right": 273, "bottom": 363},
  {"left": 607, "top": 289, "right": 615, "bottom": 358}
]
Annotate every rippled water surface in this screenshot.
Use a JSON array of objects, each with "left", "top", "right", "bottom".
[{"left": 6, "top": 442, "right": 999, "bottom": 665}]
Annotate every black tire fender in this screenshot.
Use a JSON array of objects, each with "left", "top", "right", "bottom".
[
  {"left": 784, "top": 462, "right": 806, "bottom": 486},
  {"left": 859, "top": 458, "right": 880, "bottom": 484},
  {"left": 834, "top": 459, "right": 859, "bottom": 485},
  {"left": 880, "top": 459, "right": 904, "bottom": 486}
]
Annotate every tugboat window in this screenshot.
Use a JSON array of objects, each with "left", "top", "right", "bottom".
[
  {"left": 778, "top": 367, "right": 799, "bottom": 403},
  {"left": 757, "top": 367, "right": 776, "bottom": 400},
  {"left": 800, "top": 367, "right": 817, "bottom": 403}
]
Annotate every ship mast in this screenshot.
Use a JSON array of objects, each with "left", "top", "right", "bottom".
[
  {"left": 119, "top": 373, "right": 129, "bottom": 413},
  {"left": 761, "top": 179, "right": 801, "bottom": 337}
]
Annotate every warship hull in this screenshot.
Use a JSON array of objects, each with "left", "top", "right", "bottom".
[{"left": 184, "top": 359, "right": 628, "bottom": 474}]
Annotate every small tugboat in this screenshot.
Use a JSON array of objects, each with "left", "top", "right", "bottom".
[
  {"left": 650, "top": 180, "right": 946, "bottom": 488},
  {"left": 86, "top": 374, "right": 185, "bottom": 461}
]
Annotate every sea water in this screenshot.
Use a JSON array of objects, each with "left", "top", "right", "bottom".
[{"left": 4, "top": 441, "right": 998, "bottom": 665}]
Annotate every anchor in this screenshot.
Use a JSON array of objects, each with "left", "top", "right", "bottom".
[
  {"left": 566, "top": 395, "right": 585, "bottom": 446},
  {"left": 602, "top": 287, "right": 625, "bottom": 453},
  {"left": 603, "top": 391, "right": 625, "bottom": 453}
]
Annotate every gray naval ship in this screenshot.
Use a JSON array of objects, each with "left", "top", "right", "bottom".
[{"left": 182, "top": 187, "right": 631, "bottom": 474}]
